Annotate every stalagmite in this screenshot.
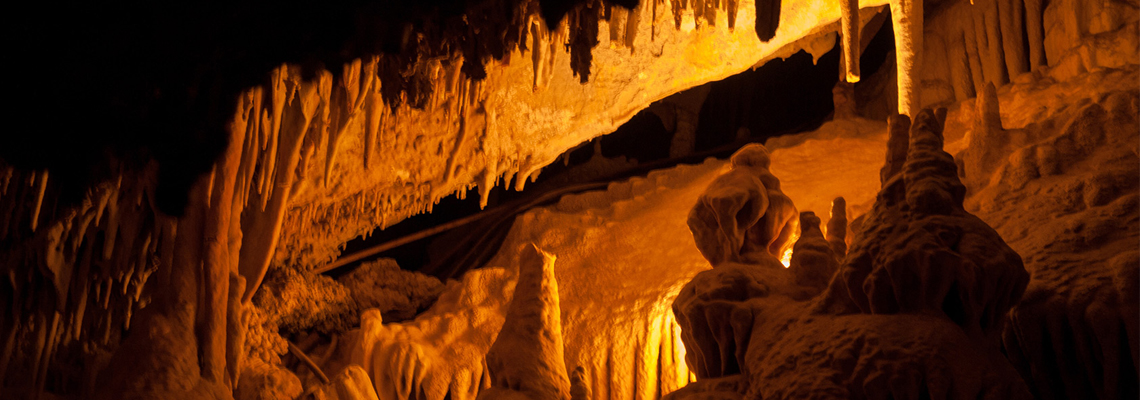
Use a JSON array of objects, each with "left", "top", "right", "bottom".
[
  {"left": 880, "top": 114, "right": 910, "bottom": 185},
  {"left": 957, "top": 83, "right": 1010, "bottom": 190},
  {"left": 790, "top": 211, "right": 839, "bottom": 290},
  {"left": 840, "top": 0, "right": 862, "bottom": 83},
  {"left": 890, "top": 0, "right": 923, "bottom": 116},
  {"left": 826, "top": 197, "right": 847, "bottom": 258},
  {"left": 569, "top": 366, "right": 589, "bottom": 400},
  {"left": 311, "top": 365, "right": 382, "bottom": 400},
  {"left": 478, "top": 244, "right": 571, "bottom": 400}
]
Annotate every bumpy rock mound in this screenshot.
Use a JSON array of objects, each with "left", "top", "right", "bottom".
[
  {"left": 676, "top": 144, "right": 810, "bottom": 379},
  {"left": 670, "top": 109, "right": 1034, "bottom": 400},
  {"left": 687, "top": 143, "right": 799, "bottom": 266},
  {"left": 821, "top": 109, "right": 1029, "bottom": 341}
]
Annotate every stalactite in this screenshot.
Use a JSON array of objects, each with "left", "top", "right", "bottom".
[
  {"left": 260, "top": 68, "right": 289, "bottom": 207},
  {"left": 998, "top": 0, "right": 1027, "bottom": 78},
  {"left": 364, "top": 74, "right": 383, "bottom": 170},
  {"left": 890, "top": 0, "right": 923, "bottom": 116},
  {"left": 1024, "top": 0, "right": 1045, "bottom": 70},
  {"left": 975, "top": 0, "right": 1008, "bottom": 86},
  {"left": 0, "top": 312, "right": 15, "bottom": 385},
  {"left": 754, "top": 0, "right": 781, "bottom": 42},
  {"left": 30, "top": 170, "right": 49, "bottom": 232},
  {"left": 445, "top": 81, "right": 472, "bottom": 184},
  {"left": 840, "top": 0, "right": 862, "bottom": 83},
  {"left": 325, "top": 59, "right": 373, "bottom": 189},
  {"left": 238, "top": 90, "right": 262, "bottom": 209},
  {"left": 947, "top": 28, "right": 976, "bottom": 102},
  {"left": 240, "top": 73, "right": 320, "bottom": 303},
  {"left": 198, "top": 91, "right": 247, "bottom": 383},
  {"left": 962, "top": 17, "right": 987, "bottom": 96},
  {"left": 625, "top": 2, "right": 640, "bottom": 51}
]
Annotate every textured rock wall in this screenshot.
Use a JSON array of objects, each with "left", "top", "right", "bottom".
[
  {"left": 956, "top": 67, "right": 1140, "bottom": 400},
  {"left": 916, "top": 0, "right": 1138, "bottom": 110}
]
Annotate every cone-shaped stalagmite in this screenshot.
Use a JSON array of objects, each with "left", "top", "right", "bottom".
[
  {"left": 478, "top": 244, "right": 571, "bottom": 400},
  {"left": 825, "top": 109, "right": 1029, "bottom": 342},
  {"left": 790, "top": 211, "right": 839, "bottom": 290},
  {"left": 826, "top": 197, "right": 847, "bottom": 258},
  {"left": 881, "top": 114, "right": 911, "bottom": 185}
]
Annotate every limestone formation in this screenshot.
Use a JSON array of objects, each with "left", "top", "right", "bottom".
[
  {"left": 672, "top": 107, "right": 1037, "bottom": 399},
  {"left": 825, "top": 197, "right": 847, "bottom": 258},
  {"left": 479, "top": 244, "right": 571, "bottom": 400},
  {"left": 688, "top": 144, "right": 799, "bottom": 266},
  {"left": 880, "top": 114, "right": 911, "bottom": 185},
  {"left": 2, "top": 1, "right": 1137, "bottom": 400},
  {"left": 890, "top": 0, "right": 924, "bottom": 116},
  {"left": 840, "top": 0, "right": 862, "bottom": 83},
  {"left": 789, "top": 212, "right": 839, "bottom": 290},
  {"left": 308, "top": 365, "right": 380, "bottom": 400},
  {"left": 823, "top": 109, "right": 1030, "bottom": 341}
]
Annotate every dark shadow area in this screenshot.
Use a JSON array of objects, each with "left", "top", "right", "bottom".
[
  {"left": 695, "top": 45, "right": 842, "bottom": 151},
  {"left": 600, "top": 111, "right": 674, "bottom": 162},
  {"left": 2, "top": 0, "right": 638, "bottom": 216}
]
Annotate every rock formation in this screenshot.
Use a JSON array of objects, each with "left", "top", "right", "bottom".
[
  {"left": 670, "top": 109, "right": 1034, "bottom": 399},
  {"left": 1, "top": 1, "right": 1136, "bottom": 399},
  {"left": 825, "top": 197, "right": 847, "bottom": 258},
  {"left": 479, "top": 244, "right": 571, "bottom": 400},
  {"left": 789, "top": 212, "right": 838, "bottom": 290},
  {"left": 687, "top": 143, "right": 799, "bottom": 266}
]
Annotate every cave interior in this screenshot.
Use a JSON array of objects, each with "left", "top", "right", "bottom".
[{"left": 1, "top": 0, "right": 1138, "bottom": 399}]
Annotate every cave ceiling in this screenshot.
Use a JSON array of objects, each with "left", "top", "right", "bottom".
[{"left": 5, "top": 0, "right": 889, "bottom": 270}]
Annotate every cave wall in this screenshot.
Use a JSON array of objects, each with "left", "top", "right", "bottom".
[{"left": 917, "top": 0, "right": 1139, "bottom": 109}]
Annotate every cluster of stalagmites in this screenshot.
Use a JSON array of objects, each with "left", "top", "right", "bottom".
[{"left": 669, "top": 109, "right": 1032, "bottom": 399}]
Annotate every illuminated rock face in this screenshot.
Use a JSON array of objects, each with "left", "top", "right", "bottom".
[
  {"left": 479, "top": 244, "right": 571, "bottom": 400},
  {"left": 1, "top": 1, "right": 1137, "bottom": 400},
  {"left": 670, "top": 110, "right": 1033, "bottom": 399},
  {"left": 268, "top": 0, "right": 890, "bottom": 270}
]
